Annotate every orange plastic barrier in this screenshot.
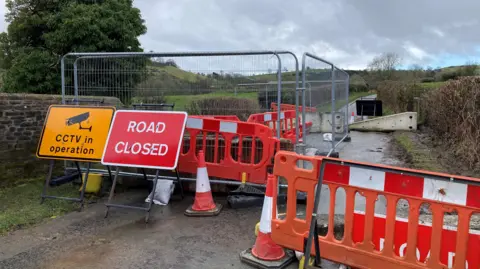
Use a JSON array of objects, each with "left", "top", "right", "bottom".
[
  {"left": 177, "top": 117, "right": 279, "bottom": 185},
  {"left": 270, "top": 151, "right": 480, "bottom": 269},
  {"left": 247, "top": 110, "right": 312, "bottom": 143},
  {"left": 271, "top": 102, "right": 317, "bottom": 113},
  {"left": 203, "top": 115, "right": 241, "bottom": 121}
]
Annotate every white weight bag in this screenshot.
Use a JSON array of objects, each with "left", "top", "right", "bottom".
[{"left": 145, "top": 179, "right": 175, "bottom": 206}]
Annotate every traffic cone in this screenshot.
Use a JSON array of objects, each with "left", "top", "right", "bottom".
[
  {"left": 184, "top": 150, "right": 222, "bottom": 217},
  {"left": 350, "top": 111, "right": 355, "bottom": 123},
  {"left": 240, "top": 174, "right": 294, "bottom": 268}
]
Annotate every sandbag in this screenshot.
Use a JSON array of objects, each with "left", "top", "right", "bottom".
[{"left": 145, "top": 179, "right": 175, "bottom": 205}]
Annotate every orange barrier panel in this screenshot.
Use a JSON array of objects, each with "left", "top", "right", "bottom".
[
  {"left": 247, "top": 110, "right": 312, "bottom": 143},
  {"left": 177, "top": 117, "right": 279, "bottom": 185},
  {"left": 271, "top": 102, "right": 317, "bottom": 113},
  {"left": 270, "top": 151, "right": 480, "bottom": 269},
  {"left": 203, "top": 115, "right": 241, "bottom": 121}
]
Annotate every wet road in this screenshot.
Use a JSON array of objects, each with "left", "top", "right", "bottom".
[{"left": 305, "top": 94, "right": 401, "bottom": 216}]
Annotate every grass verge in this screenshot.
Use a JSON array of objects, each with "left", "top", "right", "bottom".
[
  {"left": 392, "top": 132, "right": 443, "bottom": 172},
  {"left": 0, "top": 179, "right": 80, "bottom": 235}
]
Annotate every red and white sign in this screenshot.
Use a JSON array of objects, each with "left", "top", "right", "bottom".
[
  {"left": 101, "top": 110, "right": 187, "bottom": 170},
  {"left": 352, "top": 211, "right": 479, "bottom": 268}
]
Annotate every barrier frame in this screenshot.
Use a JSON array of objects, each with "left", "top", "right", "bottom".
[{"left": 40, "top": 160, "right": 95, "bottom": 211}]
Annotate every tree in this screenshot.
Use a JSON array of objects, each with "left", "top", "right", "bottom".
[
  {"left": 365, "top": 52, "right": 402, "bottom": 88},
  {"left": 368, "top": 52, "right": 401, "bottom": 71},
  {"left": 0, "top": 0, "right": 147, "bottom": 103},
  {"left": 408, "top": 64, "right": 424, "bottom": 80},
  {"left": 460, "top": 61, "right": 478, "bottom": 76}
]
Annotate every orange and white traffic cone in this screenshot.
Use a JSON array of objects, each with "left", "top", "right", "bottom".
[
  {"left": 184, "top": 150, "right": 222, "bottom": 217},
  {"left": 240, "top": 174, "right": 294, "bottom": 268}
]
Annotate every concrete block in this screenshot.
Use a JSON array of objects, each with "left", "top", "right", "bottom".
[
  {"left": 349, "top": 112, "right": 417, "bottom": 132},
  {"left": 306, "top": 112, "right": 345, "bottom": 133}
]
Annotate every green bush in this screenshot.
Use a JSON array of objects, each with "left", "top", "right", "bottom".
[
  {"left": 186, "top": 97, "right": 261, "bottom": 121},
  {"left": 376, "top": 81, "right": 425, "bottom": 114},
  {"left": 257, "top": 89, "right": 295, "bottom": 110},
  {"left": 423, "top": 76, "right": 480, "bottom": 168},
  {"left": 439, "top": 71, "right": 461, "bottom": 81},
  {"left": 349, "top": 83, "right": 368, "bottom": 92},
  {"left": 421, "top": 77, "right": 435, "bottom": 83}
]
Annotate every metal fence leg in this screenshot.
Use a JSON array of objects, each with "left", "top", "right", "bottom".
[
  {"left": 78, "top": 162, "right": 91, "bottom": 211},
  {"left": 175, "top": 168, "right": 184, "bottom": 199},
  {"left": 303, "top": 161, "right": 326, "bottom": 266},
  {"left": 145, "top": 170, "right": 160, "bottom": 223},
  {"left": 106, "top": 165, "right": 113, "bottom": 182},
  {"left": 40, "top": 160, "right": 55, "bottom": 204},
  {"left": 74, "top": 161, "right": 82, "bottom": 182},
  {"left": 105, "top": 166, "right": 120, "bottom": 218}
]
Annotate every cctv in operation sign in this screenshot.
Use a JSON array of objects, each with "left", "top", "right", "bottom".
[
  {"left": 101, "top": 110, "right": 188, "bottom": 170},
  {"left": 36, "top": 105, "right": 116, "bottom": 161}
]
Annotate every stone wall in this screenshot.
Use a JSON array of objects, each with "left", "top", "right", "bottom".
[{"left": 0, "top": 93, "right": 122, "bottom": 187}]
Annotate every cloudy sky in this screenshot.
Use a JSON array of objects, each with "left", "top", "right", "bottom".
[{"left": 1, "top": 0, "right": 479, "bottom": 70}]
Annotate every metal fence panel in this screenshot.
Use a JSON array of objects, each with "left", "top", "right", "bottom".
[{"left": 301, "top": 53, "right": 350, "bottom": 156}]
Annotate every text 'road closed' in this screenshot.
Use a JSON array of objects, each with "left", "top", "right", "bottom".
[
  {"left": 36, "top": 105, "right": 115, "bottom": 162},
  {"left": 102, "top": 111, "right": 188, "bottom": 170},
  {"left": 114, "top": 121, "right": 169, "bottom": 156}
]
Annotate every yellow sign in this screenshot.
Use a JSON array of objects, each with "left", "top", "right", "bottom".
[{"left": 37, "top": 105, "right": 116, "bottom": 161}]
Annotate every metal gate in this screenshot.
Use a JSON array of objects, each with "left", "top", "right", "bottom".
[{"left": 60, "top": 51, "right": 300, "bottom": 184}]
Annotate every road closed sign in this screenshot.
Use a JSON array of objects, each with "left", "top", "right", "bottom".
[
  {"left": 36, "top": 105, "right": 116, "bottom": 161},
  {"left": 101, "top": 110, "right": 188, "bottom": 170}
]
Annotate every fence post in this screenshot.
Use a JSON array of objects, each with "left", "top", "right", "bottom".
[
  {"left": 73, "top": 61, "right": 79, "bottom": 105},
  {"left": 330, "top": 66, "right": 336, "bottom": 152},
  {"left": 345, "top": 74, "right": 350, "bottom": 137},
  {"left": 61, "top": 56, "right": 66, "bottom": 105},
  {"left": 276, "top": 54, "right": 282, "bottom": 139},
  {"left": 300, "top": 53, "right": 308, "bottom": 153}
]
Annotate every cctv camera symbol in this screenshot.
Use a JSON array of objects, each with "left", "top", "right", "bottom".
[{"left": 66, "top": 112, "right": 92, "bottom": 132}]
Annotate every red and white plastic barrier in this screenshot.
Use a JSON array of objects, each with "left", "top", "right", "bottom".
[
  {"left": 177, "top": 116, "right": 278, "bottom": 185},
  {"left": 247, "top": 110, "right": 312, "bottom": 143},
  {"left": 324, "top": 163, "right": 480, "bottom": 208}
]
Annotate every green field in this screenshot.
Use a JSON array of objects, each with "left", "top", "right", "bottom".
[
  {"left": 420, "top": 81, "right": 445, "bottom": 89},
  {"left": 165, "top": 91, "right": 258, "bottom": 111},
  {"left": 153, "top": 65, "right": 206, "bottom": 82}
]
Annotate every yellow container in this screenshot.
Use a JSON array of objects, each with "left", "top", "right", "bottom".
[{"left": 79, "top": 173, "right": 103, "bottom": 194}]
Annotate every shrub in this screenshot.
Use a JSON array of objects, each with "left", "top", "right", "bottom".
[
  {"left": 186, "top": 97, "right": 261, "bottom": 121},
  {"left": 349, "top": 83, "right": 368, "bottom": 92},
  {"left": 349, "top": 74, "right": 368, "bottom": 92},
  {"left": 436, "top": 70, "right": 460, "bottom": 82},
  {"left": 423, "top": 76, "right": 480, "bottom": 168},
  {"left": 257, "top": 90, "right": 295, "bottom": 110},
  {"left": 421, "top": 77, "right": 435, "bottom": 83},
  {"left": 376, "top": 81, "right": 425, "bottom": 114}
]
